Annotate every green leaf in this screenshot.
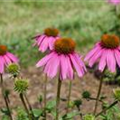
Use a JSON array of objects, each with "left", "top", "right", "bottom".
[
  {"left": 62, "top": 111, "right": 80, "bottom": 120},
  {"left": 32, "top": 109, "right": 43, "bottom": 118},
  {"left": 1, "top": 115, "right": 9, "bottom": 120},
  {"left": 46, "top": 100, "right": 56, "bottom": 112}
]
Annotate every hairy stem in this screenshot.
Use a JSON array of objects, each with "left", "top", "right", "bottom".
[
  {"left": 96, "top": 100, "right": 118, "bottom": 117},
  {"left": 0, "top": 74, "right": 13, "bottom": 120},
  {"left": 93, "top": 77, "right": 103, "bottom": 115},
  {"left": 43, "top": 74, "right": 47, "bottom": 120},
  {"left": 66, "top": 81, "right": 72, "bottom": 113},
  {"left": 56, "top": 78, "right": 62, "bottom": 120},
  {"left": 24, "top": 94, "right": 35, "bottom": 119},
  {"left": 20, "top": 93, "right": 32, "bottom": 120}
]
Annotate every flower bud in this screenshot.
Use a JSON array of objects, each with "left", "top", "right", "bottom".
[
  {"left": 82, "top": 91, "right": 91, "bottom": 99},
  {"left": 7, "top": 63, "right": 20, "bottom": 77},
  {"left": 14, "top": 79, "right": 29, "bottom": 93}
]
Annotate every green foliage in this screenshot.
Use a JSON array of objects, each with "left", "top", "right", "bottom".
[
  {"left": 16, "top": 107, "right": 28, "bottom": 120},
  {"left": 46, "top": 100, "right": 56, "bottom": 112},
  {"left": 83, "top": 114, "right": 95, "bottom": 120},
  {"left": 113, "top": 88, "right": 120, "bottom": 101},
  {"left": 62, "top": 111, "right": 81, "bottom": 120},
  {"left": 32, "top": 109, "right": 43, "bottom": 119},
  {"left": 100, "top": 104, "right": 120, "bottom": 120}
]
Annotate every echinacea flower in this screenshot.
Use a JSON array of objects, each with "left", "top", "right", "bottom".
[
  {"left": 108, "top": 0, "right": 120, "bottom": 5},
  {"left": 85, "top": 34, "right": 120, "bottom": 73},
  {"left": 33, "top": 28, "right": 60, "bottom": 52},
  {"left": 36, "top": 38, "right": 86, "bottom": 80},
  {"left": 0, "top": 45, "right": 18, "bottom": 74}
]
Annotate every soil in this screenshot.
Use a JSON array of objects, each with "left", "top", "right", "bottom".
[{"left": 0, "top": 66, "right": 118, "bottom": 120}]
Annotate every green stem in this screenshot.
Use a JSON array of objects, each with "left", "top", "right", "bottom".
[
  {"left": 43, "top": 74, "right": 47, "bottom": 120},
  {"left": 20, "top": 93, "right": 32, "bottom": 120},
  {"left": 0, "top": 74, "right": 13, "bottom": 120},
  {"left": 96, "top": 100, "right": 118, "bottom": 117},
  {"left": 66, "top": 81, "right": 72, "bottom": 113},
  {"left": 56, "top": 78, "right": 62, "bottom": 120},
  {"left": 93, "top": 77, "right": 103, "bottom": 115},
  {"left": 24, "top": 94, "right": 35, "bottom": 119}
]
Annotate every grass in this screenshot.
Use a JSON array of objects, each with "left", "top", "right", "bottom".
[{"left": 0, "top": 1, "right": 119, "bottom": 67}]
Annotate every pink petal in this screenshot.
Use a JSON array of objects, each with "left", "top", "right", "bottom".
[
  {"left": 98, "top": 49, "right": 107, "bottom": 72},
  {"left": 48, "top": 36, "right": 59, "bottom": 50},
  {"left": 70, "top": 54, "right": 84, "bottom": 77},
  {"left": 84, "top": 42, "right": 101, "bottom": 61},
  {"left": 60, "top": 55, "right": 68, "bottom": 80},
  {"left": 3, "top": 55, "right": 12, "bottom": 65},
  {"left": 0, "top": 56, "right": 5, "bottom": 74},
  {"left": 37, "top": 35, "right": 46, "bottom": 46},
  {"left": 75, "top": 53, "right": 87, "bottom": 72},
  {"left": 48, "top": 37, "right": 55, "bottom": 50},
  {"left": 6, "top": 52, "right": 18, "bottom": 63},
  {"left": 36, "top": 52, "right": 55, "bottom": 67},
  {"left": 88, "top": 48, "right": 103, "bottom": 67},
  {"left": 44, "top": 53, "right": 60, "bottom": 78},
  {"left": 39, "top": 37, "right": 49, "bottom": 52},
  {"left": 67, "top": 56, "right": 74, "bottom": 79},
  {"left": 106, "top": 49, "right": 116, "bottom": 72},
  {"left": 115, "top": 49, "right": 120, "bottom": 67}
]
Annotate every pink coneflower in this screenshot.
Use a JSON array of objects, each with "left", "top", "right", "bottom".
[
  {"left": 33, "top": 28, "right": 60, "bottom": 52},
  {"left": 36, "top": 38, "right": 86, "bottom": 80},
  {"left": 108, "top": 0, "right": 120, "bottom": 5},
  {"left": 85, "top": 34, "right": 120, "bottom": 73},
  {"left": 0, "top": 45, "right": 18, "bottom": 74}
]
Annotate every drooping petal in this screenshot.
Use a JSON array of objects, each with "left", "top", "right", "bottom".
[
  {"left": 3, "top": 55, "right": 12, "bottom": 65},
  {"left": 88, "top": 48, "right": 103, "bottom": 67},
  {"left": 36, "top": 52, "right": 55, "bottom": 67},
  {"left": 106, "top": 49, "right": 116, "bottom": 72},
  {"left": 98, "top": 49, "right": 107, "bottom": 72},
  {"left": 73, "top": 53, "right": 86, "bottom": 76},
  {"left": 114, "top": 49, "right": 120, "bottom": 67},
  {"left": 44, "top": 53, "right": 60, "bottom": 78},
  {"left": 6, "top": 52, "right": 18, "bottom": 63},
  {"left": 70, "top": 54, "right": 84, "bottom": 77},
  {"left": 37, "top": 35, "right": 46, "bottom": 46},
  {"left": 60, "top": 55, "right": 68, "bottom": 80},
  {"left": 74, "top": 53, "right": 87, "bottom": 72},
  {"left": 48, "top": 37, "right": 55, "bottom": 50},
  {"left": 84, "top": 43, "right": 101, "bottom": 61},
  {"left": 66, "top": 56, "right": 74, "bottom": 79},
  {"left": 39, "top": 37, "right": 49, "bottom": 52},
  {"left": 0, "top": 56, "right": 5, "bottom": 74},
  {"left": 48, "top": 36, "right": 59, "bottom": 50}
]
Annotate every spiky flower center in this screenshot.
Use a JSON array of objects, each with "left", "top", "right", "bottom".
[
  {"left": 0, "top": 45, "right": 7, "bottom": 55},
  {"left": 44, "top": 28, "right": 59, "bottom": 37},
  {"left": 101, "top": 34, "right": 120, "bottom": 48},
  {"left": 54, "top": 38, "right": 76, "bottom": 54}
]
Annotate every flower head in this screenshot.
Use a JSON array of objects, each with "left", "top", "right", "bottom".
[
  {"left": 36, "top": 38, "right": 86, "bottom": 80},
  {"left": 85, "top": 34, "right": 120, "bottom": 73},
  {"left": 108, "top": 0, "right": 120, "bottom": 5},
  {"left": 0, "top": 45, "right": 18, "bottom": 74},
  {"left": 33, "top": 28, "right": 60, "bottom": 53}
]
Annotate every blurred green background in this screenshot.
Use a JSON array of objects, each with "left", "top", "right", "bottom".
[{"left": 0, "top": 1, "right": 119, "bottom": 67}]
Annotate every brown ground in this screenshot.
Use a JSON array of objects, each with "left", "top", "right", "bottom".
[{"left": 0, "top": 67, "right": 118, "bottom": 120}]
